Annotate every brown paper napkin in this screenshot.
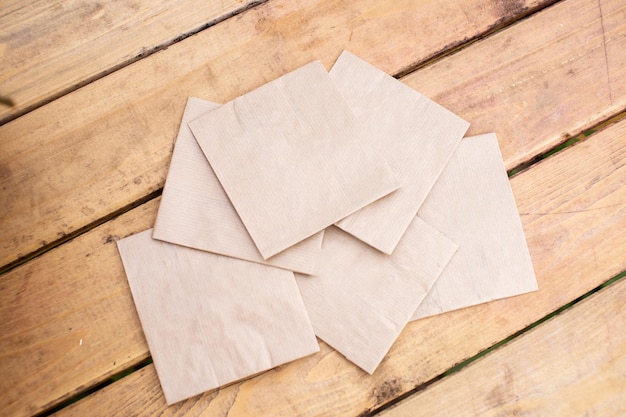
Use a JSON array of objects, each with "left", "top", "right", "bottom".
[
  {"left": 153, "top": 97, "right": 323, "bottom": 274},
  {"left": 296, "top": 218, "right": 457, "bottom": 374},
  {"left": 412, "top": 134, "right": 538, "bottom": 320},
  {"left": 331, "top": 51, "right": 469, "bottom": 254},
  {"left": 189, "top": 61, "right": 400, "bottom": 260},
  {"left": 117, "top": 230, "right": 319, "bottom": 405}
]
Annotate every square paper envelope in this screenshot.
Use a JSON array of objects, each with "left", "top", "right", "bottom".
[
  {"left": 189, "top": 61, "right": 399, "bottom": 260},
  {"left": 153, "top": 97, "right": 322, "bottom": 275},
  {"left": 296, "top": 218, "right": 457, "bottom": 374},
  {"left": 412, "top": 134, "right": 538, "bottom": 320},
  {"left": 331, "top": 51, "right": 470, "bottom": 254},
  {"left": 117, "top": 230, "right": 319, "bottom": 405}
]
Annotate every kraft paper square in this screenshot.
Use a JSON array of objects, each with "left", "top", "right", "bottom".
[
  {"left": 332, "top": 51, "right": 470, "bottom": 254},
  {"left": 412, "top": 134, "right": 538, "bottom": 320},
  {"left": 296, "top": 218, "right": 457, "bottom": 374},
  {"left": 117, "top": 230, "right": 319, "bottom": 405},
  {"left": 153, "top": 97, "right": 323, "bottom": 275},
  {"left": 189, "top": 61, "right": 399, "bottom": 260}
]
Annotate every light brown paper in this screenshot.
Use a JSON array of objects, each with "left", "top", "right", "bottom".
[
  {"left": 296, "top": 219, "right": 457, "bottom": 374},
  {"left": 331, "top": 51, "right": 470, "bottom": 254},
  {"left": 412, "top": 134, "right": 538, "bottom": 320},
  {"left": 153, "top": 98, "right": 322, "bottom": 275},
  {"left": 189, "top": 61, "right": 400, "bottom": 260},
  {"left": 117, "top": 230, "right": 319, "bottom": 405}
]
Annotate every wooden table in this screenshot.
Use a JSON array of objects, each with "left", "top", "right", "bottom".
[{"left": 1, "top": 0, "right": 625, "bottom": 416}]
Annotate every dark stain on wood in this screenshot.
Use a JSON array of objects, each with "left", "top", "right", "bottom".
[
  {"left": 372, "top": 379, "right": 403, "bottom": 405},
  {"left": 104, "top": 235, "right": 120, "bottom": 244},
  {"left": 496, "top": 0, "right": 526, "bottom": 17},
  {"left": 485, "top": 365, "right": 515, "bottom": 408}
]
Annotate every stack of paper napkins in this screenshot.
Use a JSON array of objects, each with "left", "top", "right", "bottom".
[{"left": 116, "top": 51, "right": 538, "bottom": 405}]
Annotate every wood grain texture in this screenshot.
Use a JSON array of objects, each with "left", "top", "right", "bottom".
[
  {"left": 0, "top": 2, "right": 625, "bottom": 415},
  {"left": 412, "top": 134, "right": 537, "bottom": 320},
  {"left": 188, "top": 61, "right": 398, "bottom": 259},
  {"left": 0, "top": 0, "right": 265, "bottom": 123},
  {"left": 403, "top": 0, "right": 626, "bottom": 169},
  {"left": 296, "top": 219, "right": 456, "bottom": 374},
  {"left": 0, "top": 201, "right": 157, "bottom": 417},
  {"left": 2, "top": 0, "right": 625, "bottom": 414},
  {"left": 0, "top": 0, "right": 555, "bottom": 270},
  {"left": 47, "top": 115, "right": 626, "bottom": 417},
  {"left": 381, "top": 277, "right": 626, "bottom": 417},
  {"left": 153, "top": 97, "right": 323, "bottom": 274},
  {"left": 117, "top": 230, "right": 318, "bottom": 405},
  {"left": 331, "top": 51, "right": 468, "bottom": 254}
]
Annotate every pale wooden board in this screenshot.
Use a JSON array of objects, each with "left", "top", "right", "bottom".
[
  {"left": 43, "top": 119, "right": 626, "bottom": 417},
  {"left": 412, "top": 134, "right": 537, "bottom": 320},
  {"left": 153, "top": 97, "right": 322, "bottom": 274},
  {"left": 0, "top": 202, "right": 157, "bottom": 417},
  {"left": 0, "top": 0, "right": 265, "bottom": 122},
  {"left": 407, "top": 0, "right": 626, "bottom": 169},
  {"left": 382, "top": 277, "right": 626, "bottom": 417},
  {"left": 331, "top": 50, "right": 469, "bottom": 254},
  {"left": 2, "top": 0, "right": 625, "bottom": 414},
  {"left": 296, "top": 220, "right": 457, "bottom": 373},
  {"left": 117, "top": 229, "right": 319, "bottom": 404},
  {"left": 188, "top": 61, "right": 399, "bottom": 259},
  {"left": 2, "top": 0, "right": 592, "bottom": 270}
]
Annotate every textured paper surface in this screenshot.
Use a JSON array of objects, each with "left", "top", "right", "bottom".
[
  {"left": 332, "top": 51, "right": 470, "bottom": 254},
  {"left": 412, "top": 134, "right": 538, "bottom": 320},
  {"left": 117, "top": 230, "right": 319, "bottom": 405},
  {"left": 153, "top": 97, "right": 322, "bottom": 274},
  {"left": 189, "top": 61, "right": 399, "bottom": 259},
  {"left": 296, "top": 219, "right": 457, "bottom": 374}
]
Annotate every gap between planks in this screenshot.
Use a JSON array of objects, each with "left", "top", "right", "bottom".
[
  {"left": 508, "top": 110, "right": 626, "bottom": 178},
  {"left": 367, "top": 270, "right": 626, "bottom": 417},
  {"left": 393, "top": 0, "right": 561, "bottom": 79},
  {"left": 34, "top": 358, "right": 154, "bottom": 417},
  {"left": 0, "top": 0, "right": 269, "bottom": 126},
  {"left": 0, "top": 189, "right": 162, "bottom": 276}
]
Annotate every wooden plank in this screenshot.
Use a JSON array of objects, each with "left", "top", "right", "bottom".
[
  {"left": 0, "top": 0, "right": 265, "bottom": 123},
  {"left": 0, "top": 202, "right": 156, "bottom": 417},
  {"left": 12, "top": 112, "right": 626, "bottom": 417},
  {"left": 405, "top": 0, "right": 626, "bottom": 169},
  {"left": 380, "top": 277, "right": 626, "bottom": 417},
  {"left": 0, "top": 0, "right": 557, "bottom": 269}
]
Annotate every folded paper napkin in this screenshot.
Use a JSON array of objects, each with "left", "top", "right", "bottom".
[
  {"left": 153, "top": 97, "right": 324, "bottom": 275},
  {"left": 116, "top": 51, "right": 538, "bottom": 405},
  {"left": 117, "top": 230, "right": 319, "bottom": 405}
]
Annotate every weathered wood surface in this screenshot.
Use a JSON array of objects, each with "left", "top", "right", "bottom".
[
  {"left": 0, "top": 202, "right": 155, "bottom": 417},
  {"left": 380, "top": 277, "right": 626, "bottom": 417},
  {"left": 0, "top": 0, "right": 563, "bottom": 270},
  {"left": 2, "top": 0, "right": 626, "bottom": 415},
  {"left": 407, "top": 0, "right": 626, "bottom": 168},
  {"left": 5, "top": 113, "right": 622, "bottom": 417},
  {"left": 0, "top": 0, "right": 265, "bottom": 123}
]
